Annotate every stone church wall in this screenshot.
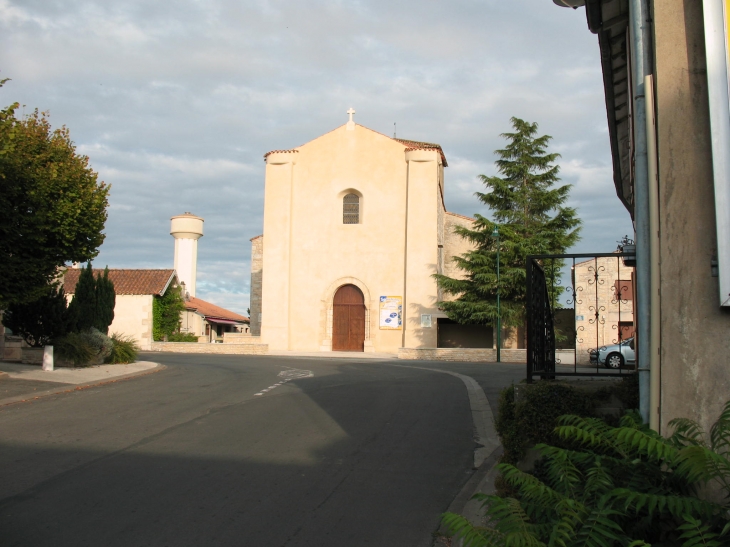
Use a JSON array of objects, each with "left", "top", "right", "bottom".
[
  {"left": 442, "top": 212, "right": 476, "bottom": 296},
  {"left": 249, "top": 235, "right": 263, "bottom": 336}
]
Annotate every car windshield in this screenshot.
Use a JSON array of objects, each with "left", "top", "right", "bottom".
[{"left": 621, "top": 338, "right": 634, "bottom": 346}]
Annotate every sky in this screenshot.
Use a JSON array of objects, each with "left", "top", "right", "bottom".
[{"left": 0, "top": 0, "right": 634, "bottom": 316}]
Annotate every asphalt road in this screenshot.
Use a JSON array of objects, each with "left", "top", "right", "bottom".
[{"left": 0, "top": 354, "right": 525, "bottom": 547}]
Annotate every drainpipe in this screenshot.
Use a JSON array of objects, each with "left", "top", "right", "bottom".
[
  {"left": 628, "top": 0, "right": 654, "bottom": 426},
  {"left": 645, "top": 74, "right": 661, "bottom": 432}
]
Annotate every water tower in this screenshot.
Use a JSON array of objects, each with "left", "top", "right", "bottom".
[{"left": 170, "top": 212, "right": 204, "bottom": 298}]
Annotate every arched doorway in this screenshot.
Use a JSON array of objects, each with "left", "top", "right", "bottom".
[{"left": 332, "top": 284, "right": 366, "bottom": 351}]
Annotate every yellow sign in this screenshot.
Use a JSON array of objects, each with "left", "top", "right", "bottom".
[{"left": 379, "top": 296, "right": 402, "bottom": 330}]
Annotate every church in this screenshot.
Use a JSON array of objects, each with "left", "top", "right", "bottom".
[{"left": 249, "top": 111, "right": 490, "bottom": 353}]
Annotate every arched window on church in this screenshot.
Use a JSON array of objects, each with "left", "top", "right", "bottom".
[{"left": 343, "top": 193, "right": 360, "bottom": 224}]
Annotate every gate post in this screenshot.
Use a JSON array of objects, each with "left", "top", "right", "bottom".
[{"left": 526, "top": 257, "right": 534, "bottom": 383}]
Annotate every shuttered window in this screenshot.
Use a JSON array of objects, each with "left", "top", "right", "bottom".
[{"left": 343, "top": 193, "right": 360, "bottom": 224}]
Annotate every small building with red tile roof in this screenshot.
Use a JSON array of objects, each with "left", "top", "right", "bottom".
[
  {"left": 181, "top": 296, "right": 250, "bottom": 342},
  {"left": 63, "top": 268, "right": 180, "bottom": 350}
]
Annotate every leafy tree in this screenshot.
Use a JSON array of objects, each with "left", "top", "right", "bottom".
[
  {"left": 153, "top": 285, "right": 186, "bottom": 341},
  {"left": 435, "top": 117, "right": 581, "bottom": 328},
  {"left": 0, "top": 83, "right": 109, "bottom": 308},
  {"left": 1, "top": 285, "right": 70, "bottom": 347}
]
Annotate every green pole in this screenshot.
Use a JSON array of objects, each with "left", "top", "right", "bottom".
[{"left": 492, "top": 226, "right": 501, "bottom": 363}]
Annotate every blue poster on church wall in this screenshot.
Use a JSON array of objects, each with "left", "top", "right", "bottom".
[{"left": 379, "top": 296, "right": 402, "bottom": 330}]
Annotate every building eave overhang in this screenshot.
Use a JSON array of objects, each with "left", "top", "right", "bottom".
[{"left": 583, "top": 0, "right": 635, "bottom": 219}]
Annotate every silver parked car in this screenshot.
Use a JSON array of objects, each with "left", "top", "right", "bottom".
[{"left": 591, "top": 337, "right": 636, "bottom": 368}]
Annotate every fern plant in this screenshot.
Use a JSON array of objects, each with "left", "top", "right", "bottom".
[{"left": 442, "top": 402, "right": 730, "bottom": 546}]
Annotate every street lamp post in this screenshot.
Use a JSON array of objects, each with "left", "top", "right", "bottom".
[{"left": 492, "top": 225, "right": 501, "bottom": 363}]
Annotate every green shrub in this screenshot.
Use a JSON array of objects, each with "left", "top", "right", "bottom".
[
  {"left": 443, "top": 401, "right": 730, "bottom": 546},
  {"left": 53, "top": 328, "right": 112, "bottom": 367},
  {"left": 496, "top": 381, "right": 609, "bottom": 464},
  {"left": 106, "top": 333, "right": 139, "bottom": 364},
  {"left": 167, "top": 332, "right": 198, "bottom": 342},
  {"left": 612, "top": 372, "right": 640, "bottom": 410},
  {"left": 54, "top": 332, "right": 96, "bottom": 367},
  {"left": 78, "top": 328, "right": 113, "bottom": 363}
]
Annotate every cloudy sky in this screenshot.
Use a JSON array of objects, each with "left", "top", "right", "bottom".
[{"left": 0, "top": 0, "right": 633, "bottom": 315}]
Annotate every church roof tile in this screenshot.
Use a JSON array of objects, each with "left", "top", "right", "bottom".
[
  {"left": 263, "top": 149, "right": 299, "bottom": 159},
  {"left": 394, "top": 138, "right": 448, "bottom": 166}
]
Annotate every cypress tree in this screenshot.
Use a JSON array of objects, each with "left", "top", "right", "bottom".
[
  {"left": 68, "top": 262, "right": 96, "bottom": 332},
  {"left": 434, "top": 117, "right": 582, "bottom": 328},
  {"left": 95, "top": 267, "right": 115, "bottom": 334}
]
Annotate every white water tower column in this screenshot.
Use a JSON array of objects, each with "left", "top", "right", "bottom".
[{"left": 170, "top": 212, "right": 204, "bottom": 298}]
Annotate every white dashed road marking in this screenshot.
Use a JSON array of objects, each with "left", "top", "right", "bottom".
[{"left": 254, "top": 368, "right": 313, "bottom": 396}]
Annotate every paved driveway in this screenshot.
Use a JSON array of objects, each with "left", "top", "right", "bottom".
[{"left": 0, "top": 353, "right": 525, "bottom": 547}]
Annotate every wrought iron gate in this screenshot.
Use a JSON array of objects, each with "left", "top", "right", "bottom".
[
  {"left": 526, "top": 252, "right": 637, "bottom": 382},
  {"left": 526, "top": 258, "right": 555, "bottom": 379}
]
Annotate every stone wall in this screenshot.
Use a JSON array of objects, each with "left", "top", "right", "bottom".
[
  {"left": 398, "top": 347, "right": 526, "bottom": 363},
  {"left": 3, "top": 336, "right": 23, "bottom": 361},
  {"left": 21, "top": 347, "right": 44, "bottom": 365},
  {"left": 442, "top": 212, "right": 475, "bottom": 293},
  {"left": 222, "top": 333, "right": 263, "bottom": 344},
  {"left": 249, "top": 235, "right": 263, "bottom": 336},
  {"left": 653, "top": 2, "right": 730, "bottom": 434},
  {"left": 150, "top": 342, "right": 268, "bottom": 355}
]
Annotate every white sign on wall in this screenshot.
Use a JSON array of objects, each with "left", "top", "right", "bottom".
[
  {"left": 702, "top": 0, "right": 730, "bottom": 306},
  {"left": 379, "top": 296, "right": 402, "bottom": 330}
]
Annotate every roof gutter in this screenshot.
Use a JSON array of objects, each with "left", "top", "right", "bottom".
[{"left": 628, "top": 0, "right": 656, "bottom": 429}]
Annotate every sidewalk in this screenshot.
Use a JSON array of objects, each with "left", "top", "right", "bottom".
[{"left": 0, "top": 361, "right": 162, "bottom": 406}]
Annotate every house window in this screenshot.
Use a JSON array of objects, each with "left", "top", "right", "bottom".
[{"left": 343, "top": 193, "right": 360, "bottom": 224}]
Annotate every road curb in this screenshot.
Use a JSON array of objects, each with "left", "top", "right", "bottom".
[
  {"left": 444, "top": 445, "right": 503, "bottom": 516},
  {"left": 0, "top": 363, "right": 166, "bottom": 408}
]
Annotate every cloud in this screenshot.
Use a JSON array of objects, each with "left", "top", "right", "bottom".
[{"left": 0, "top": 0, "right": 633, "bottom": 310}]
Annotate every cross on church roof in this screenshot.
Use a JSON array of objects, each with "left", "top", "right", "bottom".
[
  {"left": 347, "top": 108, "right": 355, "bottom": 123},
  {"left": 346, "top": 107, "right": 356, "bottom": 131}
]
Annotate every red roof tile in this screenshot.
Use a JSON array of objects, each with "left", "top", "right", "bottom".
[
  {"left": 394, "top": 138, "right": 448, "bottom": 166},
  {"left": 63, "top": 269, "right": 176, "bottom": 296},
  {"left": 263, "top": 149, "right": 300, "bottom": 159},
  {"left": 185, "top": 297, "right": 249, "bottom": 322}
]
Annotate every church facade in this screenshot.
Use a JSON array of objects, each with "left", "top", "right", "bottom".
[{"left": 249, "top": 115, "right": 476, "bottom": 353}]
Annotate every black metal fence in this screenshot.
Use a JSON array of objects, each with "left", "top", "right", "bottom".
[{"left": 526, "top": 252, "right": 637, "bottom": 382}]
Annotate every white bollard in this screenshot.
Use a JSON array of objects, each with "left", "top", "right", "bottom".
[{"left": 42, "top": 345, "right": 54, "bottom": 371}]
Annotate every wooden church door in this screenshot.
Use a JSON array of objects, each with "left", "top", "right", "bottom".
[{"left": 332, "top": 284, "right": 365, "bottom": 352}]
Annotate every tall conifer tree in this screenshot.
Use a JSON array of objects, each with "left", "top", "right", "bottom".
[
  {"left": 68, "top": 263, "right": 96, "bottom": 331},
  {"left": 67, "top": 263, "right": 115, "bottom": 333},
  {"left": 95, "top": 267, "right": 115, "bottom": 334},
  {"left": 435, "top": 117, "right": 582, "bottom": 328}
]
